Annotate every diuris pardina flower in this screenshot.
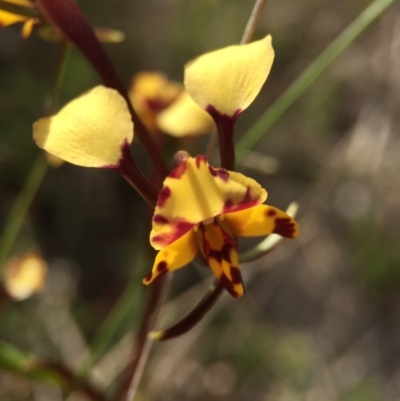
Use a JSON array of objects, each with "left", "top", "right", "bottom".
[{"left": 143, "top": 155, "right": 299, "bottom": 298}]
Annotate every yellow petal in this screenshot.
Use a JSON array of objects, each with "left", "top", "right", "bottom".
[
  {"left": 184, "top": 35, "right": 274, "bottom": 116},
  {"left": 224, "top": 205, "right": 299, "bottom": 238},
  {"left": 3, "top": 253, "right": 47, "bottom": 301},
  {"left": 94, "top": 28, "right": 125, "bottom": 43},
  {"left": 21, "top": 18, "right": 34, "bottom": 38},
  {"left": 157, "top": 91, "right": 215, "bottom": 137},
  {"left": 33, "top": 86, "right": 133, "bottom": 168},
  {"left": 150, "top": 156, "right": 267, "bottom": 249},
  {"left": 0, "top": 0, "right": 32, "bottom": 26},
  {"left": 143, "top": 229, "right": 198, "bottom": 285},
  {"left": 199, "top": 221, "right": 244, "bottom": 298}
]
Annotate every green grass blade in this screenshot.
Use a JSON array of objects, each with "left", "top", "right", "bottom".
[
  {"left": 0, "top": 154, "right": 48, "bottom": 273},
  {"left": 236, "top": 0, "right": 397, "bottom": 162}
]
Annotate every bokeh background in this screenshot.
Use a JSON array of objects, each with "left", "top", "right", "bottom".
[{"left": 1, "top": 0, "right": 400, "bottom": 400}]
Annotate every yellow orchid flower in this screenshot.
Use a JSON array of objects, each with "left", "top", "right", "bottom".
[
  {"left": 143, "top": 155, "right": 299, "bottom": 298},
  {"left": 0, "top": 0, "right": 37, "bottom": 38}
]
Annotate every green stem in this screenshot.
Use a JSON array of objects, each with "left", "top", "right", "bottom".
[
  {"left": 236, "top": 0, "right": 397, "bottom": 162},
  {"left": 0, "top": 155, "right": 47, "bottom": 273},
  {"left": 0, "top": 42, "right": 71, "bottom": 274}
]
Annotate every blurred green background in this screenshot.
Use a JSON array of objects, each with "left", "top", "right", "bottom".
[{"left": 1, "top": 0, "right": 400, "bottom": 400}]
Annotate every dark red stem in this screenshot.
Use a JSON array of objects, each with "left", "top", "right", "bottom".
[
  {"left": 155, "top": 280, "right": 224, "bottom": 341},
  {"left": 109, "top": 141, "right": 158, "bottom": 207},
  {"left": 206, "top": 106, "right": 239, "bottom": 170}
]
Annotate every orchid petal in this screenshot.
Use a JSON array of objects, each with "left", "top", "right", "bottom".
[
  {"left": 33, "top": 86, "right": 133, "bottom": 168},
  {"left": 129, "top": 71, "right": 182, "bottom": 132},
  {"left": 224, "top": 205, "right": 299, "bottom": 238},
  {"left": 150, "top": 156, "right": 267, "bottom": 250},
  {"left": 184, "top": 35, "right": 274, "bottom": 117},
  {"left": 143, "top": 229, "right": 198, "bottom": 285},
  {"left": 199, "top": 221, "right": 244, "bottom": 298},
  {"left": 157, "top": 91, "right": 215, "bottom": 137}
]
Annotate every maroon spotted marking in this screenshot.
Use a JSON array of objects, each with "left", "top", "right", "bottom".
[
  {"left": 153, "top": 214, "right": 169, "bottom": 225},
  {"left": 175, "top": 221, "right": 194, "bottom": 237},
  {"left": 216, "top": 168, "right": 229, "bottom": 182},
  {"left": 224, "top": 199, "right": 233, "bottom": 209},
  {"left": 157, "top": 261, "right": 168, "bottom": 273},
  {"left": 273, "top": 217, "right": 297, "bottom": 238},
  {"left": 169, "top": 162, "right": 187, "bottom": 179},
  {"left": 230, "top": 266, "right": 243, "bottom": 285},
  {"left": 145, "top": 98, "right": 172, "bottom": 113},
  {"left": 208, "top": 165, "right": 217, "bottom": 176},
  {"left": 104, "top": 139, "right": 132, "bottom": 170},
  {"left": 195, "top": 155, "right": 208, "bottom": 168},
  {"left": 201, "top": 222, "right": 236, "bottom": 263},
  {"left": 157, "top": 186, "right": 171, "bottom": 208},
  {"left": 218, "top": 274, "right": 239, "bottom": 298},
  {"left": 151, "top": 234, "right": 168, "bottom": 245},
  {"left": 205, "top": 244, "right": 232, "bottom": 264},
  {"left": 267, "top": 209, "right": 277, "bottom": 217},
  {"left": 242, "top": 187, "right": 253, "bottom": 203},
  {"left": 144, "top": 272, "right": 153, "bottom": 282},
  {"left": 152, "top": 220, "right": 195, "bottom": 247}
]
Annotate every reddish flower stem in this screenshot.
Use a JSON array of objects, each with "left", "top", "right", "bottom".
[
  {"left": 154, "top": 280, "right": 224, "bottom": 341},
  {"left": 35, "top": 0, "right": 168, "bottom": 185},
  {"left": 110, "top": 142, "right": 158, "bottom": 207},
  {"left": 206, "top": 105, "right": 239, "bottom": 171}
]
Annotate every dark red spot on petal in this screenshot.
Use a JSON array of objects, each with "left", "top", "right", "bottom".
[
  {"left": 207, "top": 165, "right": 229, "bottom": 181},
  {"left": 273, "top": 217, "right": 297, "bottom": 238},
  {"left": 208, "top": 165, "right": 217, "bottom": 176},
  {"left": 230, "top": 266, "right": 243, "bottom": 285},
  {"left": 144, "top": 272, "right": 153, "bottom": 282},
  {"left": 267, "top": 209, "right": 277, "bottom": 217},
  {"left": 175, "top": 221, "right": 194, "bottom": 238},
  {"left": 218, "top": 274, "right": 239, "bottom": 298},
  {"left": 153, "top": 214, "right": 169, "bottom": 225},
  {"left": 157, "top": 261, "right": 168, "bottom": 273},
  {"left": 242, "top": 187, "right": 252, "bottom": 203},
  {"left": 169, "top": 162, "right": 187, "bottom": 179},
  {"left": 157, "top": 186, "right": 171, "bottom": 208},
  {"left": 151, "top": 234, "right": 166, "bottom": 245},
  {"left": 224, "top": 199, "right": 233, "bottom": 209},
  {"left": 216, "top": 168, "right": 229, "bottom": 182},
  {"left": 195, "top": 155, "right": 208, "bottom": 168}
]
